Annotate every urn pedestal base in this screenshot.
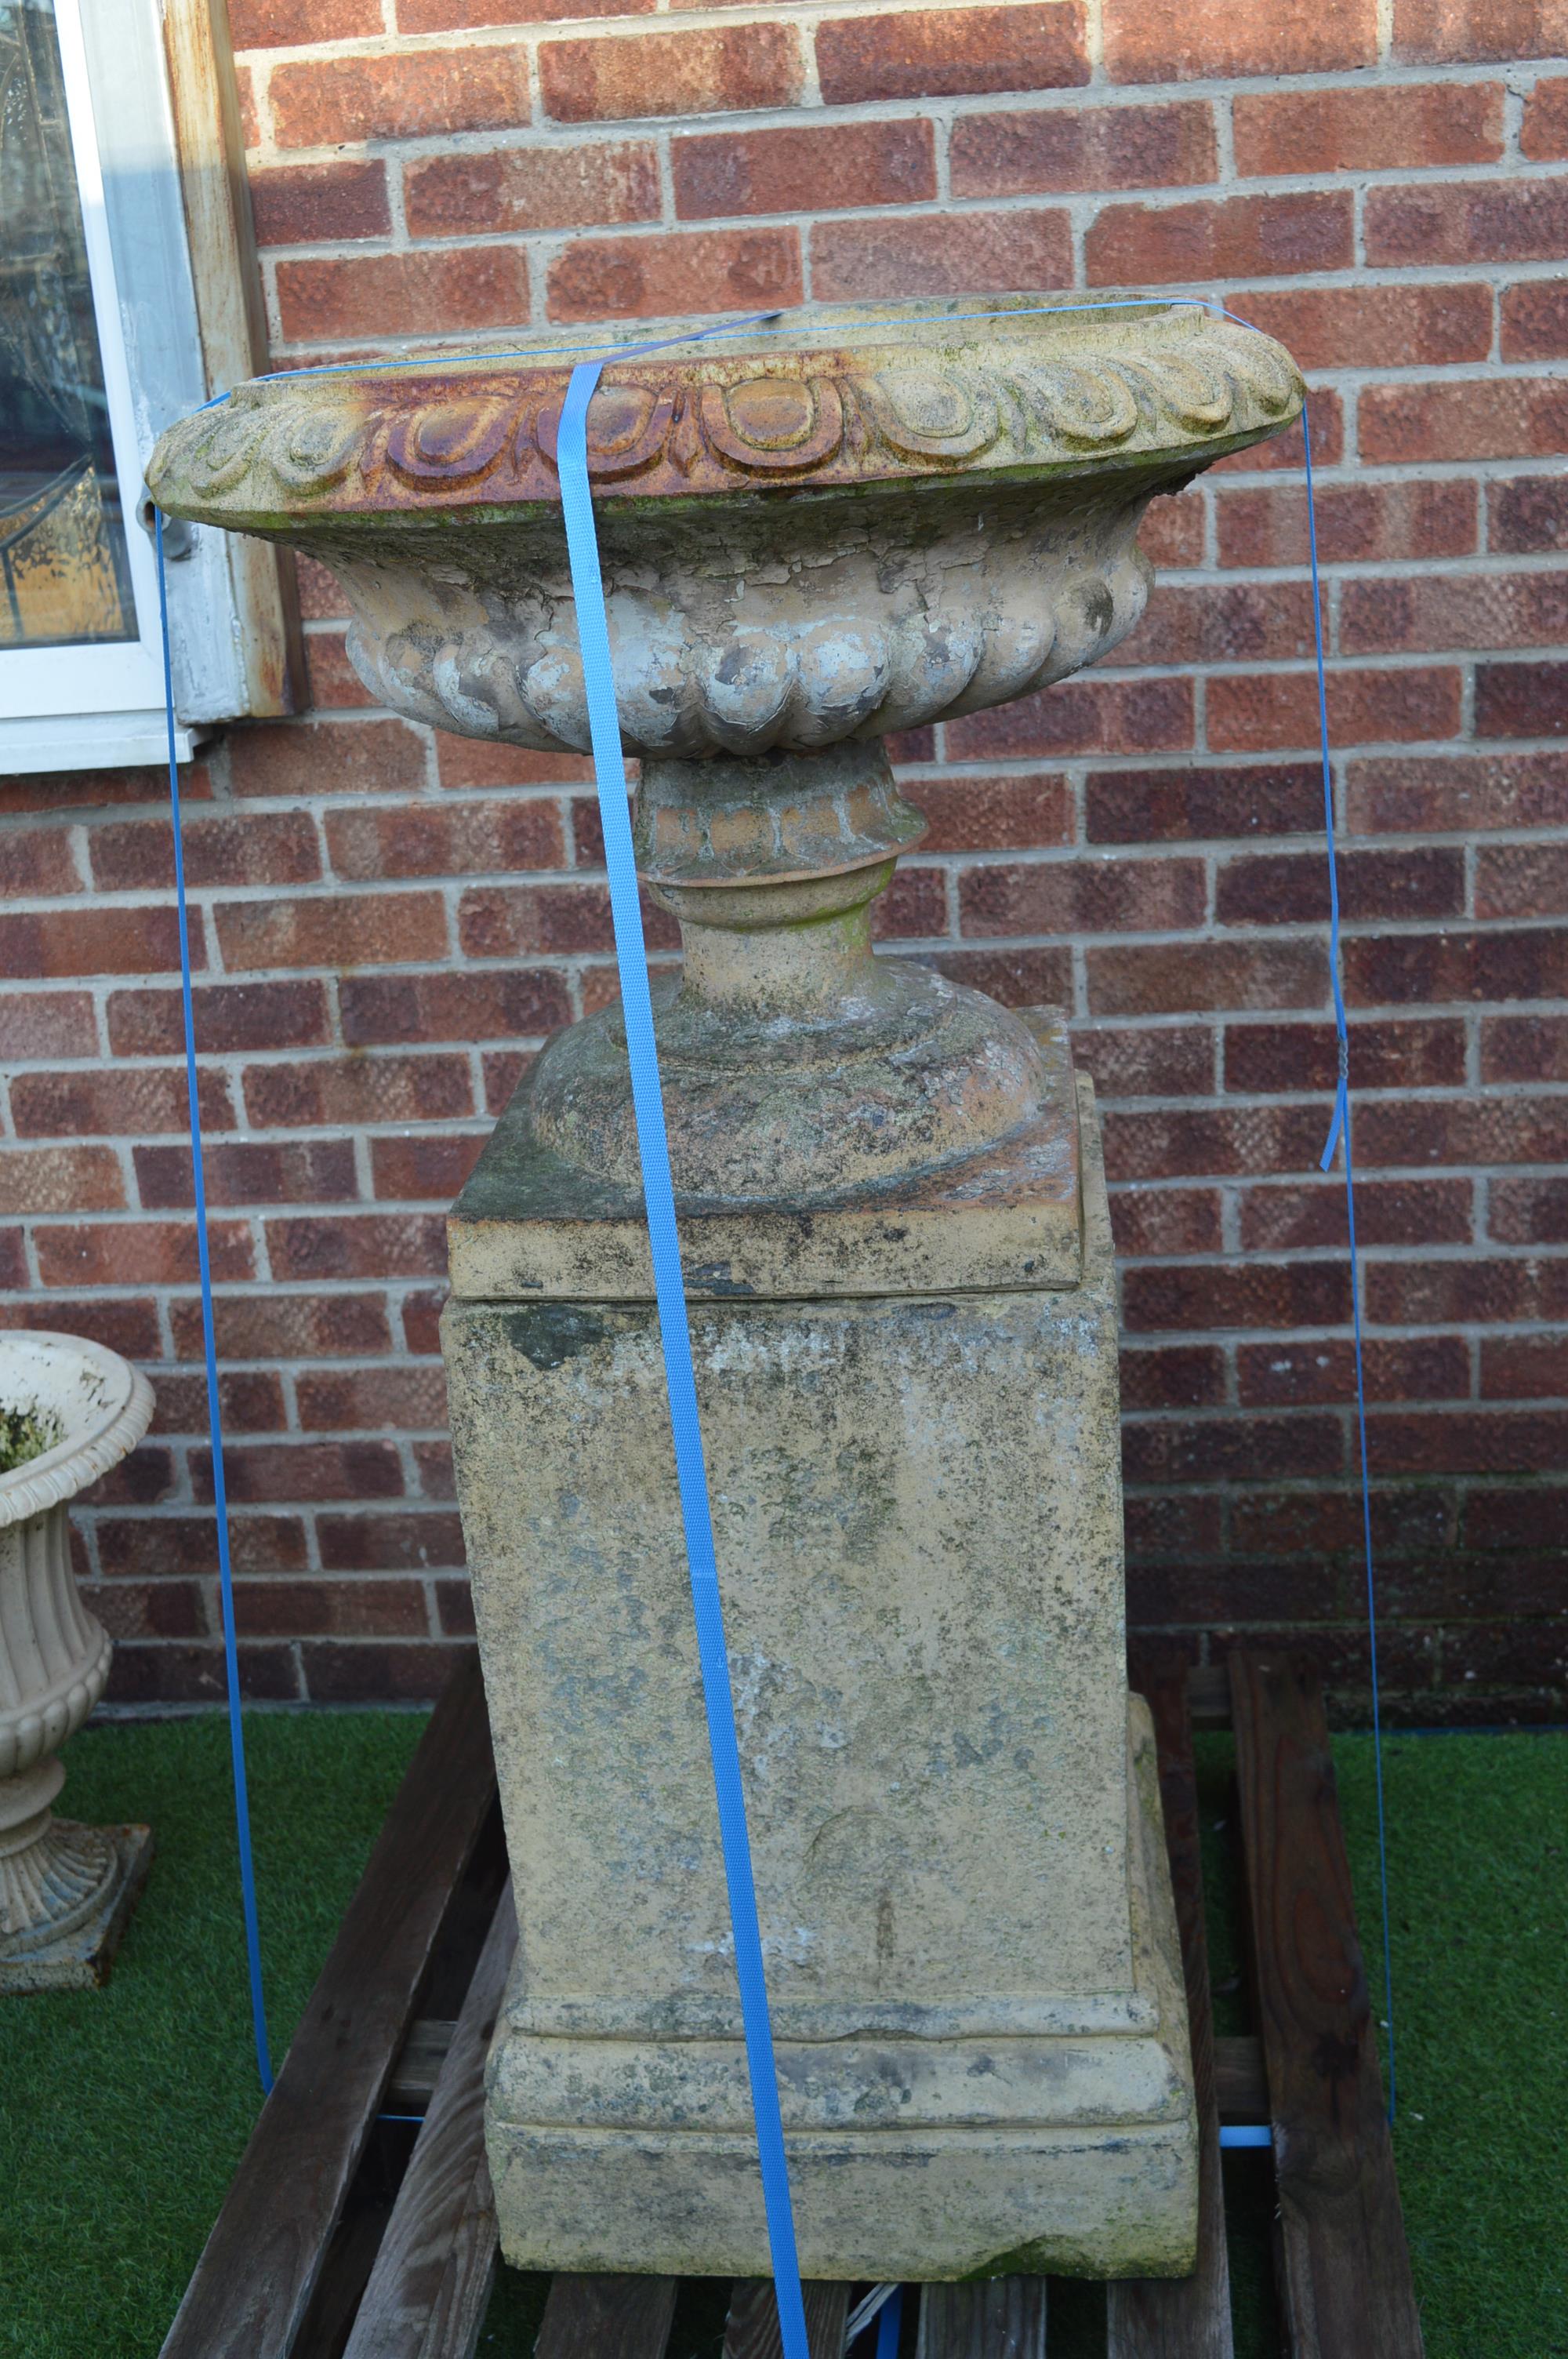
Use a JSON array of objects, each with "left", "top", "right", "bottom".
[
  {"left": 442, "top": 1057, "right": 1199, "bottom": 2281},
  {"left": 0, "top": 1817, "right": 154, "bottom": 1995}
]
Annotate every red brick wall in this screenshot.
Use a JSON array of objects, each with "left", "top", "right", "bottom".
[{"left": 4, "top": 0, "right": 1566, "bottom": 1721}]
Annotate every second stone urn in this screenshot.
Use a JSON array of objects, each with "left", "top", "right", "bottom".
[
  {"left": 0, "top": 1331, "right": 155, "bottom": 1992},
  {"left": 149, "top": 297, "right": 1305, "bottom": 2277}
]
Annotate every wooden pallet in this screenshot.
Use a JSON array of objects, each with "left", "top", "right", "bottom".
[{"left": 158, "top": 1649, "right": 1423, "bottom": 2359}]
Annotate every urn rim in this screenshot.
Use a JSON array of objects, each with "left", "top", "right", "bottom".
[
  {"left": 0, "top": 1332, "right": 156, "bottom": 1528},
  {"left": 145, "top": 294, "right": 1305, "bottom": 535}
]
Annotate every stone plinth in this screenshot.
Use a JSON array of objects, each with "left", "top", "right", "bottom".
[
  {"left": 444, "top": 1061, "right": 1197, "bottom": 2278},
  {"left": 147, "top": 296, "right": 1307, "bottom": 2279}
]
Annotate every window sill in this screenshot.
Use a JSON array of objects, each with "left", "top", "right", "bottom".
[{"left": 0, "top": 711, "right": 209, "bottom": 778}]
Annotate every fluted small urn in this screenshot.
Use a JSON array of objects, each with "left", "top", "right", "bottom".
[
  {"left": 0, "top": 1332, "right": 155, "bottom": 1992},
  {"left": 151, "top": 300, "right": 1305, "bottom": 2279}
]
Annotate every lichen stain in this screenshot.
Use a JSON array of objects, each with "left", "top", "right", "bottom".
[{"left": 503, "top": 1303, "right": 610, "bottom": 1370}]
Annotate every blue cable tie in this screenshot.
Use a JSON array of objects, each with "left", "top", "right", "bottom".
[
  {"left": 155, "top": 514, "right": 274, "bottom": 2096},
  {"left": 556, "top": 358, "right": 810, "bottom": 2359}
]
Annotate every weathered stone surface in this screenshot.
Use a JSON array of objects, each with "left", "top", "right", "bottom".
[
  {"left": 481, "top": 1701, "right": 1194, "bottom": 2280},
  {"left": 444, "top": 1082, "right": 1198, "bottom": 2276},
  {"left": 448, "top": 1003, "right": 1081, "bottom": 1300},
  {"left": 508, "top": 743, "right": 1083, "bottom": 1261},
  {"left": 148, "top": 296, "right": 1306, "bottom": 2274}
]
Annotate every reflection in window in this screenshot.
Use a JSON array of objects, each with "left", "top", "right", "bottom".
[{"left": 0, "top": 0, "right": 134, "bottom": 649}]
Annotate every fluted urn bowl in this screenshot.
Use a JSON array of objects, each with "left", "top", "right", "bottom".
[{"left": 150, "top": 299, "right": 1304, "bottom": 1210}]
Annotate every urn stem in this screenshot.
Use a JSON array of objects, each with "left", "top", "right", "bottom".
[{"left": 667, "top": 878, "right": 887, "bottom": 1022}]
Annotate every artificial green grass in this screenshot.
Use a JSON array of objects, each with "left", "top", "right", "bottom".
[
  {"left": 1192, "top": 1728, "right": 1568, "bottom": 2359},
  {"left": 1335, "top": 1730, "right": 1568, "bottom": 2359},
  {"left": 0, "top": 1712, "right": 424, "bottom": 2359},
  {"left": 1, "top": 1716, "right": 1564, "bottom": 2357}
]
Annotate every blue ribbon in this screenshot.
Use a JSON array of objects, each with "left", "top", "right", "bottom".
[
  {"left": 1301, "top": 415, "right": 1398, "bottom": 2121},
  {"left": 156, "top": 514, "right": 274, "bottom": 2095},
  {"left": 557, "top": 359, "right": 810, "bottom": 2359}
]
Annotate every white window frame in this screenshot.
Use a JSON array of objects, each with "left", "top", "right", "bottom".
[{"left": 0, "top": 0, "right": 298, "bottom": 772}]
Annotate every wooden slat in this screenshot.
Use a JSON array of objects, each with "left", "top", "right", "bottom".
[
  {"left": 1108, "top": 1670, "right": 1234, "bottom": 2359},
  {"left": 1229, "top": 1653, "right": 1424, "bottom": 2359},
  {"left": 724, "top": 2279, "right": 851, "bottom": 2359},
  {"left": 916, "top": 2280, "right": 1047, "bottom": 2359},
  {"left": 387, "top": 2018, "right": 458, "bottom": 2114},
  {"left": 341, "top": 1882, "right": 518, "bottom": 2359},
  {"left": 535, "top": 2275, "right": 679, "bottom": 2359},
  {"left": 1184, "top": 1663, "right": 1232, "bottom": 1727},
  {"left": 1214, "top": 2037, "right": 1268, "bottom": 2122},
  {"left": 158, "top": 1654, "right": 496, "bottom": 2359},
  {"left": 292, "top": 2128, "right": 412, "bottom": 2359}
]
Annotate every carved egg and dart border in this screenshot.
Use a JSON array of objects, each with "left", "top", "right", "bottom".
[{"left": 147, "top": 306, "right": 1305, "bottom": 767}]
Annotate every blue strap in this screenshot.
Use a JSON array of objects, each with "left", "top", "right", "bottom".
[
  {"left": 1301, "top": 416, "right": 1399, "bottom": 2122},
  {"left": 155, "top": 514, "right": 274, "bottom": 2095},
  {"left": 1219, "top": 2125, "right": 1272, "bottom": 2150},
  {"left": 557, "top": 361, "right": 810, "bottom": 2359}
]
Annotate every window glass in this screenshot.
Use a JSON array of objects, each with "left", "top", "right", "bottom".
[{"left": 0, "top": 0, "right": 134, "bottom": 649}]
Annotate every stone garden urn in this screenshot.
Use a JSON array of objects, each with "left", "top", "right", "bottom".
[
  {"left": 0, "top": 1331, "right": 155, "bottom": 1991},
  {"left": 148, "top": 298, "right": 1304, "bottom": 2278}
]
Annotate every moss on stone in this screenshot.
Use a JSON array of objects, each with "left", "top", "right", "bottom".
[{"left": 0, "top": 1402, "right": 60, "bottom": 1474}]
